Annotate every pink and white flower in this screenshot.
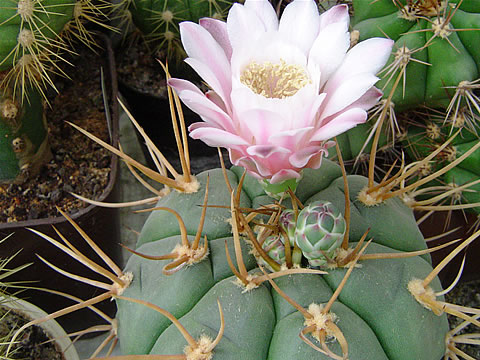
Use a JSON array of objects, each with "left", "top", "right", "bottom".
[{"left": 169, "top": 0, "right": 393, "bottom": 184}]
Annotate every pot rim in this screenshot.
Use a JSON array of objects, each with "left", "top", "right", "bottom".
[{"left": 0, "top": 294, "right": 80, "bottom": 360}]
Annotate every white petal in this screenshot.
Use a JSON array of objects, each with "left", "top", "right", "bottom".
[
  {"left": 321, "top": 73, "right": 379, "bottom": 119},
  {"left": 312, "top": 108, "right": 367, "bottom": 141},
  {"left": 244, "top": 0, "right": 278, "bottom": 31},
  {"left": 199, "top": 18, "right": 232, "bottom": 60},
  {"left": 227, "top": 3, "right": 266, "bottom": 50},
  {"left": 319, "top": 4, "right": 349, "bottom": 30},
  {"left": 309, "top": 21, "right": 350, "bottom": 89},
  {"left": 279, "top": 0, "right": 321, "bottom": 54},
  {"left": 326, "top": 37, "right": 394, "bottom": 92}
]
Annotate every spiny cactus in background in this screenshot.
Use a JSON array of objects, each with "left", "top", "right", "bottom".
[
  {"left": 402, "top": 109, "right": 480, "bottom": 214},
  {"left": 118, "top": 0, "right": 234, "bottom": 63},
  {"left": 0, "top": 0, "right": 113, "bottom": 183},
  {"left": 352, "top": 0, "right": 480, "bottom": 112},
  {"left": 0, "top": 85, "right": 49, "bottom": 183}
]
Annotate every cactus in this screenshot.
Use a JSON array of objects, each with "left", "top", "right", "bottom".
[
  {"left": 112, "top": 160, "right": 451, "bottom": 359},
  {"left": 0, "top": 85, "right": 50, "bottom": 183},
  {"left": 352, "top": 0, "right": 480, "bottom": 111},
  {"left": 403, "top": 114, "right": 480, "bottom": 213},
  {"left": 0, "top": 0, "right": 113, "bottom": 182},
  {"left": 119, "top": 0, "right": 234, "bottom": 63}
]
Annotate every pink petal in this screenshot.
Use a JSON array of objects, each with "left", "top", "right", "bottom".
[
  {"left": 183, "top": 58, "right": 232, "bottom": 112},
  {"left": 289, "top": 146, "right": 327, "bottom": 168},
  {"left": 270, "top": 169, "right": 302, "bottom": 184},
  {"left": 319, "top": 4, "right": 349, "bottom": 30},
  {"left": 237, "top": 109, "right": 286, "bottom": 144},
  {"left": 244, "top": 0, "right": 278, "bottom": 31},
  {"left": 190, "top": 127, "right": 248, "bottom": 147},
  {"left": 171, "top": 88, "right": 234, "bottom": 131},
  {"left": 348, "top": 87, "right": 383, "bottom": 111},
  {"left": 199, "top": 18, "right": 232, "bottom": 60},
  {"left": 279, "top": 0, "right": 320, "bottom": 54},
  {"left": 269, "top": 127, "right": 314, "bottom": 149},
  {"left": 168, "top": 78, "right": 204, "bottom": 95},
  {"left": 205, "top": 90, "right": 228, "bottom": 113},
  {"left": 321, "top": 73, "right": 379, "bottom": 119},
  {"left": 312, "top": 108, "right": 367, "bottom": 141},
  {"left": 246, "top": 145, "right": 290, "bottom": 158},
  {"left": 180, "top": 22, "right": 232, "bottom": 110}
]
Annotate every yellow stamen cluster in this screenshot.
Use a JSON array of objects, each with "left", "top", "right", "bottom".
[{"left": 241, "top": 59, "right": 310, "bottom": 99}]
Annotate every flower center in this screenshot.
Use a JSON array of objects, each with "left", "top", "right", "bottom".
[{"left": 240, "top": 59, "right": 310, "bottom": 99}]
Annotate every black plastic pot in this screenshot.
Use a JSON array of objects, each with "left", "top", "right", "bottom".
[{"left": 0, "top": 35, "right": 121, "bottom": 334}]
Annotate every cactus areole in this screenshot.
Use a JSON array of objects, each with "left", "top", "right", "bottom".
[{"left": 352, "top": 0, "right": 480, "bottom": 110}]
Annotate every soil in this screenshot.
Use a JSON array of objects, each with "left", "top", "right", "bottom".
[
  {"left": 0, "top": 305, "right": 63, "bottom": 360},
  {"left": 0, "top": 43, "right": 113, "bottom": 223}
]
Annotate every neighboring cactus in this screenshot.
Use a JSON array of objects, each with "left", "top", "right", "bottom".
[
  {"left": 403, "top": 114, "right": 480, "bottom": 213},
  {"left": 352, "top": 0, "right": 480, "bottom": 111},
  {"left": 119, "top": 0, "right": 234, "bottom": 63},
  {"left": 115, "top": 160, "right": 450, "bottom": 359},
  {"left": 0, "top": 0, "right": 113, "bottom": 183},
  {"left": 0, "top": 85, "right": 50, "bottom": 183}
]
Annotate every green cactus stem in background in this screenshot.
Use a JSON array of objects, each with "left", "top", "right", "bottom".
[
  {"left": 0, "top": 0, "right": 112, "bottom": 182},
  {"left": 0, "top": 85, "right": 50, "bottom": 183},
  {"left": 352, "top": 0, "right": 480, "bottom": 111},
  {"left": 119, "top": 0, "right": 234, "bottom": 63},
  {"left": 403, "top": 112, "right": 480, "bottom": 213}
]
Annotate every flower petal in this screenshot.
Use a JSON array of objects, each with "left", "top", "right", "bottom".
[
  {"left": 319, "top": 4, "right": 349, "bottom": 30},
  {"left": 199, "top": 18, "right": 232, "bottom": 60},
  {"left": 170, "top": 87, "right": 234, "bottom": 131},
  {"left": 279, "top": 0, "right": 320, "bottom": 54},
  {"left": 227, "top": 2, "right": 267, "bottom": 50},
  {"left": 289, "top": 145, "right": 327, "bottom": 168},
  {"left": 321, "top": 73, "right": 379, "bottom": 119},
  {"left": 244, "top": 0, "right": 278, "bottom": 31},
  {"left": 180, "top": 22, "right": 232, "bottom": 109},
  {"left": 326, "top": 37, "right": 394, "bottom": 92},
  {"left": 309, "top": 21, "right": 350, "bottom": 89},
  {"left": 184, "top": 58, "right": 232, "bottom": 112},
  {"left": 270, "top": 169, "right": 302, "bottom": 184},
  {"left": 189, "top": 127, "right": 248, "bottom": 147},
  {"left": 312, "top": 108, "right": 367, "bottom": 141},
  {"left": 247, "top": 144, "right": 290, "bottom": 158}
]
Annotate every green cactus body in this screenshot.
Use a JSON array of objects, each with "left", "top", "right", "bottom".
[
  {"left": 0, "top": 0, "right": 75, "bottom": 71},
  {"left": 404, "top": 121, "right": 480, "bottom": 212},
  {"left": 116, "top": 161, "right": 449, "bottom": 360},
  {"left": 0, "top": 86, "right": 49, "bottom": 183},
  {"left": 127, "top": 0, "right": 233, "bottom": 61},
  {"left": 352, "top": 0, "right": 480, "bottom": 110}
]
